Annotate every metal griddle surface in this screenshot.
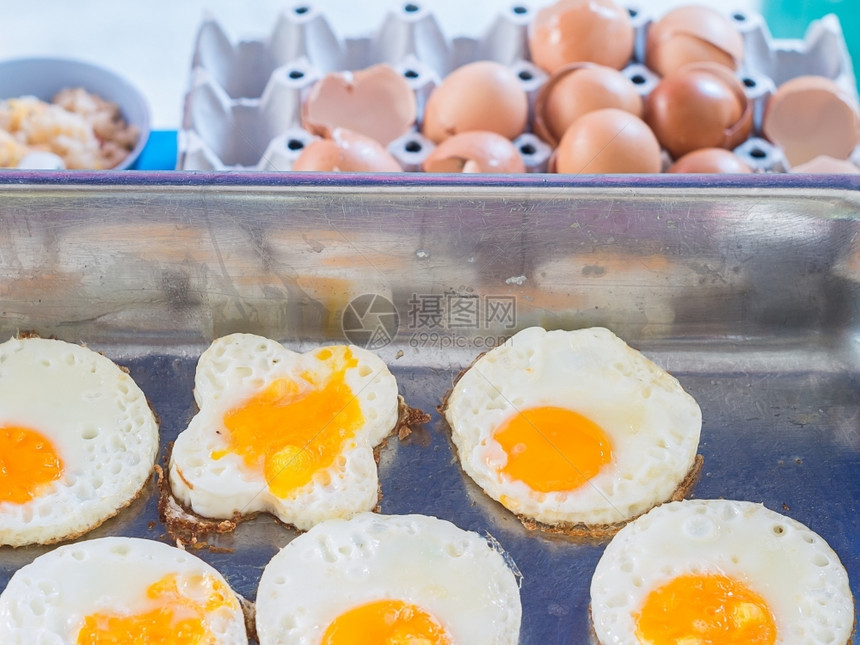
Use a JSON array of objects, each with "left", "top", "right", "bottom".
[
  {"left": 0, "top": 173, "right": 857, "bottom": 643},
  {"left": 2, "top": 339, "right": 856, "bottom": 644}
]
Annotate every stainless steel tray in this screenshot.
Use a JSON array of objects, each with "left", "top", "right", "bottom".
[{"left": 0, "top": 172, "right": 858, "bottom": 643}]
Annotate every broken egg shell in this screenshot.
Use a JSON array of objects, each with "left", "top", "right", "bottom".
[
  {"left": 645, "top": 62, "right": 753, "bottom": 160},
  {"left": 421, "top": 60, "right": 528, "bottom": 144},
  {"left": 422, "top": 131, "right": 526, "bottom": 173},
  {"left": 292, "top": 127, "right": 402, "bottom": 172},
  {"left": 790, "top": 154, "right": 860, "bottom": 174},
  {"left": 533, "top": 63, "right": 643, "bottom": 147},
  {"left": 763, "top": 75, "right": 860, "bottom": 167},
  {"left": 646, "top": 5, "right": 744, "bottom": 77},
  {"left": 554, "top": 107, "right": 662, "bottom": 174},
  {"left": 529, "top": 0, "right": 635, "bottom": 74},
  {"left": 668, "top": 148, "right": 753, "bottom": 173},
  {"left": 301, "top": 63, "right": 417, "bottom": 147}
]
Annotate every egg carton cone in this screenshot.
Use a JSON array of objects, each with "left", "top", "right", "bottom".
[{"left": 177, "top": 1, "right": 859, "bottom": 173}]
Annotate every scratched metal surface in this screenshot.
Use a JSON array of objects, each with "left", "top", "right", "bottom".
[{"left": 0, "top": 173, "right": 858, "bottom": 644}]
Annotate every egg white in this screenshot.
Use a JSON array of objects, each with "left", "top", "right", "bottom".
[
  {"left": 0, "top": 536, "right": 248, "bottom": 644},
  {"left": 168, "top": 333, "right": 400, "bottom": 531},
  {"left": 590, "top": 499, "right": 855, "bottom": 645},
  {"left": 0, "top": 337, "right": 159, "bottom": 547},
  {"left": 444, "top": 326, "right": 702, "bottom": 527},
  {"left": 255, "top": 512, "right": 522, "bottom": 645}
]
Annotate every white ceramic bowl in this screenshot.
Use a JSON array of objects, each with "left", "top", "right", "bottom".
[{"left": 0, "top": 57, "right": 150, "bottom": 170}]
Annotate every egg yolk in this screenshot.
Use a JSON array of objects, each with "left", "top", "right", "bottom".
[
  {"left": 76, "top": 572, "right": 236, "bottom": 645},
  {"left": 216, "top": 347, "right": 363, "bottom": 498},
  {"left": 635, "top": 573, "right": 777, "bottom": 644},
  {"left": 322, "top": 599, "right": 452, "bottom": 645},
  {"left": 0, "top": 426, "right": 63, "bottom": 504},
  {"left": 493, "top": 406, "right": 612, "bottom": 492}
]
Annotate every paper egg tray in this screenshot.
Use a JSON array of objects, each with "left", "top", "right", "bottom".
[
  {"left": 0, "top": 172, "right": 858, "bottom": 643},
  {"left": 179, "top": 2, "right": 859, "bottom": 173}
]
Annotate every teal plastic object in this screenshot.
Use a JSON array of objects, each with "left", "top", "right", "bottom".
[
  {"left": 134, "top": 130, "right": 178, "bottom": 171},
  {"left": 763, "top": 0, "right": 859, "bottom": 88}
]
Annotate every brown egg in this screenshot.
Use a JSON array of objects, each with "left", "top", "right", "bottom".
[
  {"left": 554, "top": 108, "right": 662, "bottom": 174},
  {"left": 646, "top": 5, "right": 744, "bottom": 77},
  {"left": 421, "top": 61, "right": 528, "bottom": 144},
  {"left": 533, "top": 63, "right": 643, "bottom": 147},
  {"left": 302, "top": 64, "right": 416, "bottom": 146},
  {"left": 645, "top": 62, "right": 752, "bottom": 159},
  {"left": 292, "top": 128, "right": 402, "bottom": 172},
  {"left": 668, "top": 148, "right": 753, "bottom": 173},
  {"left": 529, "top": 0, "right": 634, "bottom": 73},
  {"left": 790, "top": 155, "right": 860, "bottom": 174},
  {"left": 422, "top": 131, "right": 526, "bottom": 173},
  {"left": 763, "top": 76, "right": 860, "bottom": 166}
]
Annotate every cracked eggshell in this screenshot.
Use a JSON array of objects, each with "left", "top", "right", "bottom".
[
  {"left": 554, "top": 108, "right": 661, "bottom": 174},
  {"left": 534, "top": 63, "right": 643, "bottom": 147},
  {"left": 790, "top": 154, "right": 860, "bottom": 174},
  {"left": 421, "top": 61, "right": 528, "bottom": 144},
  {"left": 529, "top": 0, "right": 634, "bottom": 74},
  {"left": 646, "top": 5, "right": 744, "bottom": 78},
  {"left": 301, "top": 64, "right": 416, "bottom": 147},
  {"left": 668, "top": 148, "right": 753, "bottom": 173},
  {"left": 292, "top": 127, "right": 402, "bottom": 172},
  {"left": 645, "top": 62, "right": 753, "bottom": 160},
  {"left": 422, "top": 131, "right": 526, "bottom": 173},
  {"left": 763, "top": 75, "right": 860, "bottom": 167}
]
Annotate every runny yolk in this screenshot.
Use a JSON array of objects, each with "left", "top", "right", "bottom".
[
  {"left": 635, "top": 573, "right": 777, "bottom": 645},
  {"left": 76, "top": 572, "right": 236, "bottom": 645},
  {"left": 0, "top": 426, "right": 63, "bottom": 504},
  {"left": 215, "top": 346, "right": 363, "bottom": 498},
  {"left": 493, "top": 406, "right": 612, "bottom": 493},
  {"left": 321, "top": 599, "right": 452, "bottom": 645}
]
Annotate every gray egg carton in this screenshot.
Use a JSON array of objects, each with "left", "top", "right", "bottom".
[{"left": 178, "top": 2, "right": 858, "bottom": 173}]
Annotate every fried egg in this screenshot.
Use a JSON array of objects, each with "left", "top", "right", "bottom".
[
  {"left": 255, "top": 512, "right": 522, "bottom": 645},
  {"left": 169, "top": 334, "right": 399, "bottom": 531},
  {"left": 0, "top": 336, "right": 159, "bottom": 547},
  {"left": 444, "top": 326, "right": 702, "bottom": 528},
  {"left": 590, "top": 499, "right": 855, "bottom": 644},
  {"left": 0, "top": 536, "right": 248, "bottom": 643}
]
